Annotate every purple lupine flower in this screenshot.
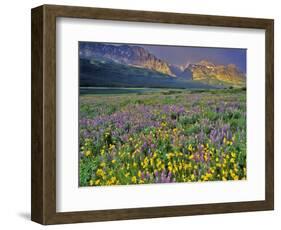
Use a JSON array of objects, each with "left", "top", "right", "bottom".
[{"left": 166, "top": 172, "right": 172, "bottom": 183}]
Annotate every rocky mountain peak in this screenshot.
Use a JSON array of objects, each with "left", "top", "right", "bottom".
[
  {"left": 79, "top": 42, "right": 174, "bottom": 76},
  {"left": 186, "top": 60, "right": 245, "bottom": 86},
  {"left": 197, "top": 60, "right": 216, "bottom": 67}
]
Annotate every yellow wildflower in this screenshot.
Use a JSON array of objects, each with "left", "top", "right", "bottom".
[
  {"left": 168, "top": 165, "right": 173, "bottom": 172},
  {"left": 85, "top": 150, "right": 91, "bottom": 157},
  {"left": 179, "top": 163, "right": 182, "bottom": 170},
  {"left": 161, "top": 122, "right": 167, "bottom": 127},
  {"left": 125, "top": 172, "right": 130, "bottom": 178},
  {"left": 109, "top": 144, "right": 115, "bottom": 150},
  {"left": 96, "top": 169, "right": 105, "bottom": 177},
  {"left": 110, "top": 177, "right": 116, "bottom": 184},
  {"left": 216, "top": 163, "right": 222, "bottom": 168},
  {"left": 166, "top": 152, "right": 175, "bottom": 160},
  {"left": 131, "top": 176, "right": 137, "bottom": 184},
  {"left": 204, "top": 154, "right": 208, "bottom": 161}
]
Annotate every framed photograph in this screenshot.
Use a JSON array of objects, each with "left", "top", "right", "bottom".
[{"left": 31, "top": 4, "right": 274, "bottom": 225}]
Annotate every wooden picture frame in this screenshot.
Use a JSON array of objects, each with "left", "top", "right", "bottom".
[{"left": 31, "top": 4, "right": 274, "bottom": 225}]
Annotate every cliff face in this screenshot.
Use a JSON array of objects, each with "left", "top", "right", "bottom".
[
  {"left": 187, "top": 60, "right": 246, "bottom": 86},
  {"left": 79, "top": 42, "right": 174, "bottom": 76}
]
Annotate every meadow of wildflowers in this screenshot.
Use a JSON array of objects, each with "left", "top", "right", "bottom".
[{"left": 79, "top": 89, "right": 246, "bottom": 186}]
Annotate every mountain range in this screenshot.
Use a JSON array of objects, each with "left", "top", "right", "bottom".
[{"left": 79, "top": 42, "right": 246, "bottom": 88}]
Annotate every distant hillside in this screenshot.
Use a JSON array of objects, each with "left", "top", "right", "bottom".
[{"left": 80, "top": 57, "right": 218, "bottom": 89}]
